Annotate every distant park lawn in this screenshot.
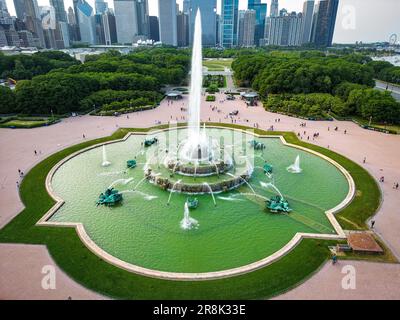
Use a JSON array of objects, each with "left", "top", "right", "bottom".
[{"left": 203, "top": 58, "right": 233, "bottom": 71}]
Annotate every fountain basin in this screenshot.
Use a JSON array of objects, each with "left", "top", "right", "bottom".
[{"left": 43, "top": 127, "right": 352, "bottom": 275}]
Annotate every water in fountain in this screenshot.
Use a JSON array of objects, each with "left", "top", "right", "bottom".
[
  {"left": 287, "top": 155, "right": 302, "bottom": 173},
  {"left": 108, "top": 178, "right": 134, "bottom": 189},
  {"left": 180, "top": 201, "right": 199, "bottom": 230},
  {"left": 178, "top": 10, "right": 214, "bottom": 163},
  {"left": 203, "top": 182, "right": 216, "bottom": 206},
  {"left": 260, "top": 181, "right": 284, "bottom": 199},
  {"left": 226, "top": 173, "right": 256, "bottom": 195},
  {"left": 167, "top": 179, "right": 182, "bottom": 205},
  {"left": 102, "top": 145, "right": 111, "bottom": 167}
]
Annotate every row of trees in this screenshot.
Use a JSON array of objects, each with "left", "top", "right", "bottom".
[
  {"left": 232, "top": 52, "right": 400, "bottom": 124},
  {"left": 0, "top": 51, "right": 79, "bottom": 80},
  {"left": 0, "top": 48, "right": 190, "bottom": 115}
]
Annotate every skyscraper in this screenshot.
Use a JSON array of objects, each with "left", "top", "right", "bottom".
[
  {"left": 136, "top": 0, "right": 150, "bottom": 38},
  {"left": 301, "top": 0, "right": 314, "bottom": 44},
  {"left": 73, "top": 0, "right": 82, "bottom": 41},
  {"left": 177, "top": 10, "right": 189, "bottom": 47},
  {"left": 247, "top": 0, "right": 267, "bottom": 46},
  {"left": 102, "top": 11, "right": 117, "bottom": 45},
  {"left": 13, "top": 0, "right": 26, "bottom": 20},
  {"left": 267, "top": 11, "right": 304, "bottom": 46},
  {"left": 95, "top": 0, "right": 108, "bottom": 14},
  {"left": 76, "top": 0, "right": 95, "bottom": 44},
  {"left": 239, "top": 9, "right": 256, "bottom": 47},
  {"left": 149, "top": 15, "right": 159, "bottom": 42},
  {"left": 158, "top": 0, "right": 177, "bottom": 46},
  {"left": 50, "top": 0, "right": 67, "bottom": 22},
  {"left": 188, "top": 0, "right": 217, "bottom": 47},
  {"left": 0, "top": 0, "right": 7, "bottom": 12},
  {"left": 270, "top": 0, "right": 279, "bottom": 17},
  {"left": 311, "top": 0, "right": 339, "bottom": 47},
  {"left": 24, "top": 0, "right": 46, "bottom": 47},
  {"left": 114, "top": 0, "right": 138, "bottom": 44},
  {"left": 220, "top": 0, "right": 239, "bottom": 48}
]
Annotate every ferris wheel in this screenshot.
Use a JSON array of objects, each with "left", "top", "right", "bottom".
[{"left": 389, "top": 34, "right": 398, "bottom": 46}]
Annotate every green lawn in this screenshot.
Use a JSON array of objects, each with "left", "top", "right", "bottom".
[
  {"left": 0, "top": 124, "right": 382, "bottom": 299},
  {"left": 353, "top": 117, "right": 400, "bottom": 134},
  {"left": 0, "top": 118, "right": 58, "bottom": 129},
  {"left": 203, "top": 59, "right": 233, "bottom": 71}
]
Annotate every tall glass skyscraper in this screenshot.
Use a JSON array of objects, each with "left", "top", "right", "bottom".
[
  {"left": 50, "top": 0, "right": 67, "bottom": 22},
  {"left": 248, "top": 0, "right": 267, "bottom": 46},
  {"left": 301, "top": 0, "right": 314, "bottom": 44},
  {"left": 188, "top": 0, "right": 216, "bottom": 47},
  {"left": 220, "top": 0, "right": 239, "bottom": 48},
  {"left": 158, "top": 0, "right": 177, "bottom": 46},
  {"left": 311, "top": 0, "right": 339, "bottom": 46}
]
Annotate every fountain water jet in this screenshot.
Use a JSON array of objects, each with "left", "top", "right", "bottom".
[
  {"left": 102, "top": 145, "right": 111, "bottom": 167},
  {"left": 108, "top": 178, "right": 133, "bottom": 189},
  {"left": 178, "top": 10, "right": 213, "bottom": 163},
  {"left": 167, "top": 179, "right": 182, "bottom": 205},
  {"left": 203, "top": 182, "right": 216, "bottom": 206},
  {"left": 260, "top": 181, "right": 284, "bottom": 199},
  {"left": 181, "top": 202, "right": 199, "bottom": 230},
  {"left": 287, "top": 155, "right": 302, "bottom": 173}
]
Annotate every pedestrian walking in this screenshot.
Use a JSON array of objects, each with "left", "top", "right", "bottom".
[{"left": 371, "top": 220, "right": 375, "bottom": 229}]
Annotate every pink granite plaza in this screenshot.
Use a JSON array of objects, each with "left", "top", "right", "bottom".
[{"left": 1, "top": 92, "right": 399, "bottom": 299}]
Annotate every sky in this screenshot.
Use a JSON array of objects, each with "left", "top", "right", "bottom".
[{"left": 4, "top": 0, "right": 400, "bottom": 44}]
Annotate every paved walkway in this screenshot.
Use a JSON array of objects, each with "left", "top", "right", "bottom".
[{"left": 1, "top": 92, "right": 399, "bottom": 299}]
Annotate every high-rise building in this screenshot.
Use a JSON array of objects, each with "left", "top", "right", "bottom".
[
  {"left": 311, "top": 0, "right": 338, "bottom": 47},
  {"left": 149, "top": 15, "right": 159, "bottom": 42},
  {"left": 67, "top": 6, "right": 76, "bottom": 25},
  {"left": 50, "top": 0, "right": 67, "bottom": 22},
  {"left": 76, "top": 0, "right": 95, "bottom": 44},
  {"left": 267, "top": 11, "right": 304, "bottom": 46},
  {"left": 73, "top": 0, "right": 81, "bottom": 41},
  {"left": 136, "top": 0, "right": 150, "bottom": 38},
  {"left": 0, "top": 0, "right": 7, "bottom": 12},
  {"left": 301, "top": 0, "right": 314, "bottom": 44},
  {"left": 242, "top": 9, "right": 256, "bottom": 47},
  {"left": 67, "top": 6, "right": 80, "bottom": 42},
  {"left": 158, "top": 0, "right": 177, "bottom": 46},
  {"left": 13, "top": 0, "right": 26, "bottom": 20},
  {"left": 248, "top": 0, "right": 267, "bottom": 46},
  {"left": 188, "top": 0, "right": 216, "bottom": 47},
  {"left": 95, "top": 0, "right": 108, "bottom": 14},
  {"left": 2, "top": 23, "right": 21, "bottom": 46},
  {"left": 220, "top": 0, "right": 239, "bottom": 48},
  {"left": 94, "top": 13, "right": 105, "bottom": 44},
  {"left": 177, "top": 11, "right": 189, "bottom": 47},
  {"left": 270, "top": 0, "right": 279, "bottom": 17},
  {"left": 102, "top": 11, "right": 117, "bottom": 45},
  {"left": 24, "top": 0, "right": 45, "bottom": 47},
  {"left": 107, "top": 0, "right": 149, "bottom": 42},
  {"left": 183, "top": 0, "right": 190, "bottom": 13},
  {"left": 0, "top": 26, "right": 8, "bottom": 46}
]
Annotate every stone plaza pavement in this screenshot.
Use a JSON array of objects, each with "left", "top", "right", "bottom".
[{"left": 0, "top": 93, "right": 399, "bottom": 299}]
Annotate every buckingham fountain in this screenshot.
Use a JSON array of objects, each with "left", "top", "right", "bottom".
[
  {"left": 47, "top": 9, "right": 351, "bottom": 274},
  {"left": 144, "top": 11, "right": 252, "bottom": 196}
]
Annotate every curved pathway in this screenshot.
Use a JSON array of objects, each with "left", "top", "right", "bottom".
[{"left": 0, "top": 92, "right": 399, "bottom": 299}]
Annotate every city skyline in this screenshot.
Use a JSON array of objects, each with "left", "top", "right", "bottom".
[{"left": 3, "top": 0, "right": 400, "bottom": 44}]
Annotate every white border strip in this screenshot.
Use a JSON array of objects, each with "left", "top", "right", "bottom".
[{"left": 37, "top": 126, "right": 354, "bottom": 281}]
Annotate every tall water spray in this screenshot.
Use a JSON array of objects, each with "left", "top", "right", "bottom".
[
  {"left": 287, "top": 155, "right": 302, "bottom": 173},
  {"left": 102, "top": 145, "right": 111, "bottom": 167},
  {"left": 179, "top": 10, "right": 210, "bottom": 162},
  {"left": 188, "top": 9, "right": 202, "bottom": 146}
]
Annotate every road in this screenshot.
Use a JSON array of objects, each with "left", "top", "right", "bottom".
[{"left": 375, "top": 80, "right": 400, "bottom": 101}]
